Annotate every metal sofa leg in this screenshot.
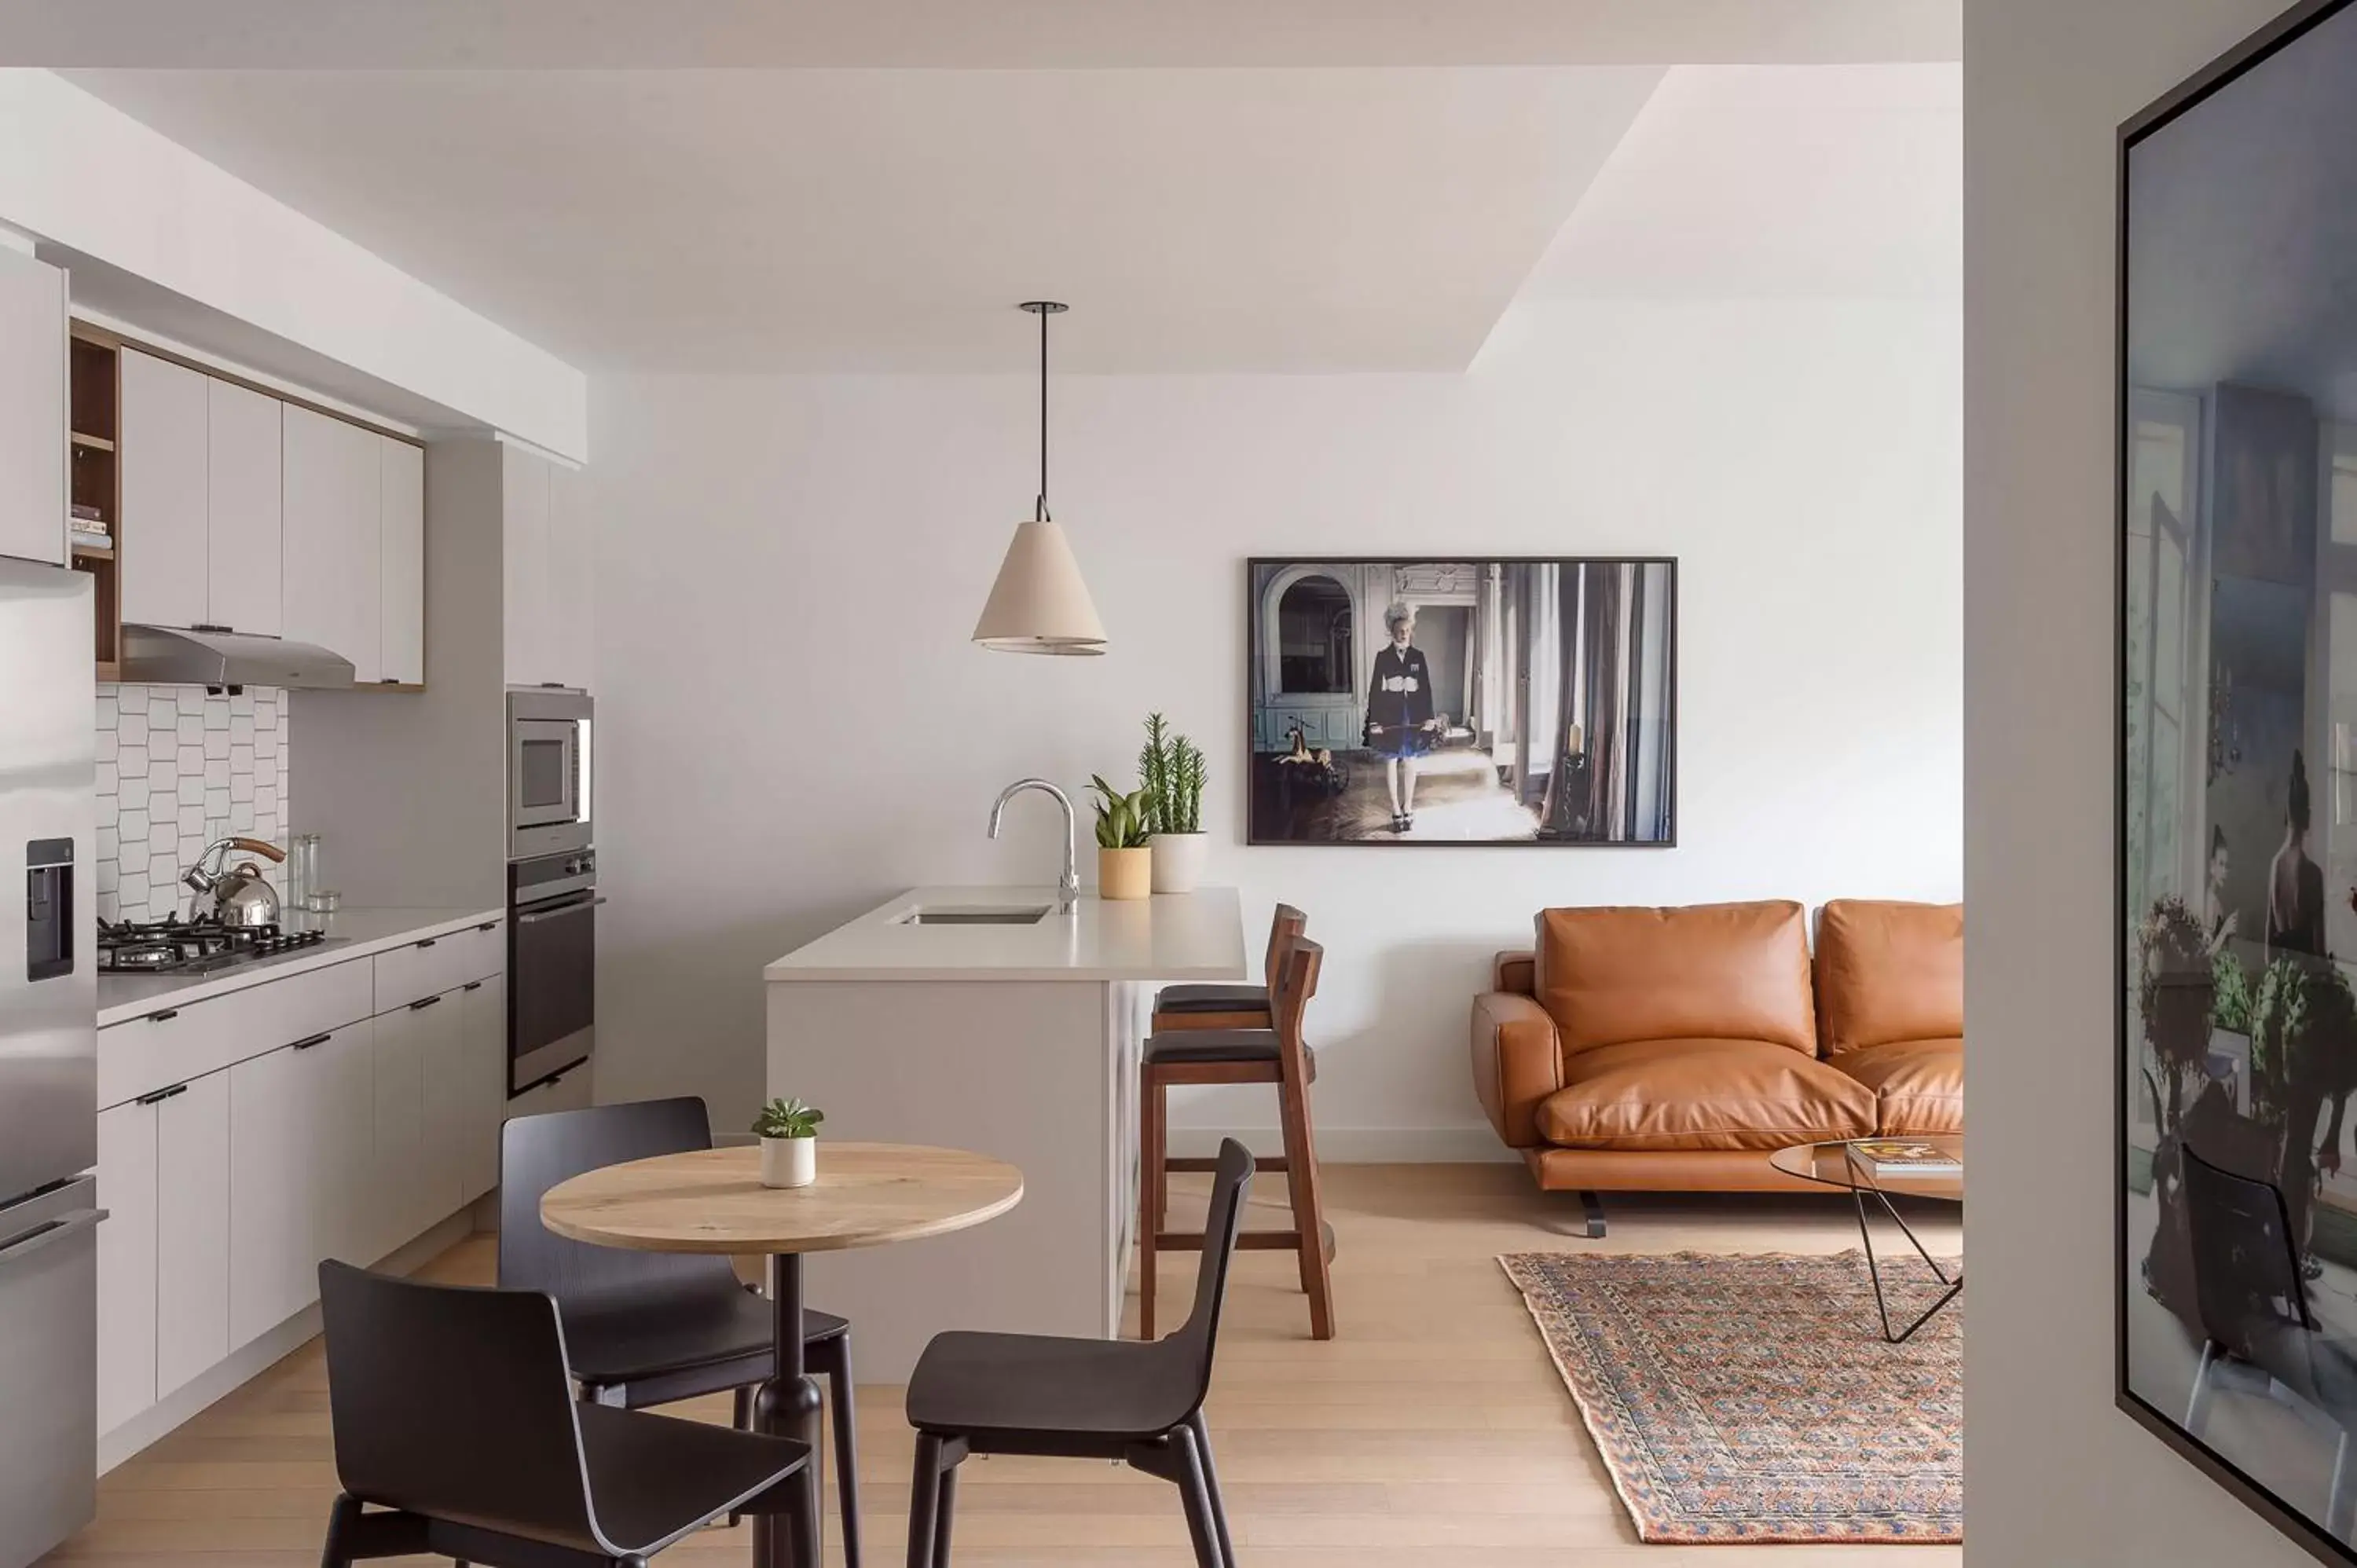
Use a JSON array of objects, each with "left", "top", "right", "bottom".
[{"left": 1579, "top": 1190, "right": 1606, "bottom": 1238}]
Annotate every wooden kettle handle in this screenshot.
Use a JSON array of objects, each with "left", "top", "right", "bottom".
[{"left": 227, "top": 836, "right": 286, "bottom": 863}]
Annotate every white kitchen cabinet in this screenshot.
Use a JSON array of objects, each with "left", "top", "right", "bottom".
[
  {"left": 378, "top": 435, "right": 424, "bottom": 685},
  {"left": 282, "top": 404, "right": 382, "bottom": 682},
  {"left": 368, "top": 998, "right": 433, "bottom": 1256},
  {"left": 153, "top": 1072, "right": 231, "bottom": 1401},
  {"left": 95, "top": 1099, "right": 158, "bottom": 1437},
  {"left": 501, "top": 441, "right": 552, "bottom": 686},
  {"left": 546, "top": 460, "right": 593, "bottom": 690},
  {"left": 227, "top": 1019, "right": 372, "bottom": 1348},
  {"left": 457, "top": 975, "right": 506, "bottom": 1206},
  {"left": 0, "top": 247, "right": 65, "bottom": 566},
  {"left": 205, "top": 378, "right": 283, "bottom": 637},
  {"left": 416, "top": 987, "right": 475, "bottom": 1224},
  {"left": 119, "top": 349, "right": 211, "bottom": 629}
]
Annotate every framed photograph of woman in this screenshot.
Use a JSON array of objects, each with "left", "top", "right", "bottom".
[{"left": 1245, "top": 557, "right": 1677, "bottom": 845}]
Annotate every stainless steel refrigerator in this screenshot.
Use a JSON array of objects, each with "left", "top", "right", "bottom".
[{"left": 0, "top": 555, "right": 100, "bottom": 1567}]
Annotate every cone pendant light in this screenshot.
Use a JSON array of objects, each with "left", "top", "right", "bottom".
[{"left": 973, "top": 301, "right": 1107, "bottom": 655}]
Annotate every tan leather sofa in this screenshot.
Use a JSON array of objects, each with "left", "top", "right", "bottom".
[{"left": 1471, "top": 899, "right": 1962, "bottom": 1215}]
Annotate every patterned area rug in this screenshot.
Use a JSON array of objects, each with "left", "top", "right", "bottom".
[{"left": 1499, "top": 1250, "right": 1962, "bottom": 1544}]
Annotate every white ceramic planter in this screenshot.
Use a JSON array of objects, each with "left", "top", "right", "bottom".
[
  {"left": 1149, "top": 832, "right": 1209, "bottom": 894},
  {"left": 760, "top": 1135, "right": 817, "bottom": 1189}
]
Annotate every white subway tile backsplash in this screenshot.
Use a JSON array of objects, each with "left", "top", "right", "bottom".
[{"left": 95, "top": 684, "right": 291, "bottom": 925}]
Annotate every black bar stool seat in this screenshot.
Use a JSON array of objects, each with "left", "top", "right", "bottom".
[
  {"left": 1143, "top": 1029, "right": 1317, "bottom": 1075},
  {"left": 907, "top": 1332, "right": 1198, "bottom": 1444},
  {"left": 1151, "top": 983, "right": 1270, "bottom": 1014}
]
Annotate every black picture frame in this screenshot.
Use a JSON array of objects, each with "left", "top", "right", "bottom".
[
  {"left": 1243, "top": 555, "right": 1678, "bottom": 848},
  {"left": 2115, "top": 3, "right": 2357, "bottom": 1562}
]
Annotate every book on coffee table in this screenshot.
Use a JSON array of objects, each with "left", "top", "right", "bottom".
[{"left": 1849, "top": 1140, "right": 1962, "bottom": 1176}]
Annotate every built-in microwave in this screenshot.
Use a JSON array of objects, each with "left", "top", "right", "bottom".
[{"left": 508, "top": 687, "right": 592, "bottom": 860}]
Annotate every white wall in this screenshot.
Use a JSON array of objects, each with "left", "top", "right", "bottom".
[
  {"left": 0, "top": 70, "right": 586, "bottom": 460},
  {"left": 588, "top": 294, "right": 1961, "bottom": 1145},
  {"left": 1962, "top": 0, "right": 2322, "bottom": 1564}
]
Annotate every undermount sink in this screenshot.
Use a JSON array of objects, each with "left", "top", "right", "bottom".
[{"left": 897, "top": 904, "right": 1054, "bottom": 926}]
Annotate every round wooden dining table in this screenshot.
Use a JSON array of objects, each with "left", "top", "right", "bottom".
[{"left": 540, "top": 1141, "right": 1024, "bottom": 1568}]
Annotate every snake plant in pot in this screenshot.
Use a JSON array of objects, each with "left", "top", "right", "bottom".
[
  {"left": 753, "top": 1096, "right": 824, "bottom": 1188},
  {"left": 1140, "top": 713, "right": 1209, "bottom": 893},
  {"left": 1089, "top": 775, "right": 1154, "bottom": 900}
]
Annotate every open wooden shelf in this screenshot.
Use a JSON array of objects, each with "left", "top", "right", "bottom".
[{"left": 69, "top": 327, "right": 121, "bottom": 677}]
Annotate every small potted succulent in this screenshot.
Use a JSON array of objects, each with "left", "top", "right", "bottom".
[
  {"left": 1139, "top": 713, "right": 1209, "bottom": 894},
  {"left": 1089, "top": 775, "right": 1154, "bottom": 900},
  {"left": 752, "top": 1096, "right": 825, "bottom": 1189}
]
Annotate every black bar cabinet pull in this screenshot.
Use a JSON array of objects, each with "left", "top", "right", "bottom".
[
  {"left": 291, "top": 1032, "right": 332, "bottom": 1051},
  {"left": 147, "top": 1009, "right": 178, "bottom": 1024},
  {"left": 134, "top": 1083, "right": 189, "bottom": 1105},
  {"left": 409, "top": 995, "right": 442, "bottom": 1011}
]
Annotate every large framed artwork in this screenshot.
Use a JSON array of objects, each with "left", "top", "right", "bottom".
[
  {"left": 2117, "top": 2, "right": 2357, "bottom": 1560},
  {"left": 1245, "top": 557, "right": 1675, "bottom": 845}
]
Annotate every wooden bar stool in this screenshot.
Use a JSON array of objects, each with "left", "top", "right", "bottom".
[
  {"left": 1149, "top": 903, "right": 1307, "bottom": 1034},
  {"left": 1138, "top": 936, "right": 1335, "bottom": 1341}
]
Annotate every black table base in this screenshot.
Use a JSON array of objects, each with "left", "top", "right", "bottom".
[
  {"left": 1850, "top": 1181, "right": 1963, "bottom": 1344},
  {"left": 753, "top": 1253, "right": 827, "bottom": 1568}
]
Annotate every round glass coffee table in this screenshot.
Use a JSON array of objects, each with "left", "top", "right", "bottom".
[{"left": 1769, "top": 1137, "right": 1963, "bottom": 1343}]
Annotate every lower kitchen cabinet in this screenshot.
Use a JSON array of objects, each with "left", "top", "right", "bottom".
[
  {"left": 154, "top": 1072, "right": 231, "bottom": 1401},
  {"left": 95, "top": 1068, "right": 233, "bottom": 1430},
  {"left": 94, "top": 1101, "right": 158, "bottom": 1438},
  {"left": 227, "top": 1020, "right": 372, "bottom": 1350},
  {"left": 458, "top": 976, "right": 506, "bottom": 1205}
]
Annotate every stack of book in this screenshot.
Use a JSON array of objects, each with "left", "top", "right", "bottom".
[
  {"left": 68, "top": 503, "right": 110, "bottom": 555},
  {"left": 1849, "top": 1140, "right": 1962, "bottom": 1177}
]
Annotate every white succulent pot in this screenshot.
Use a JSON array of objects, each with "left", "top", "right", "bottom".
[
  {"left": 1149, "top": 832, "right": 1209, "bottom": 894},
  {"left": 760, "top": 1135, "right": 817, "bottom": 1189}
]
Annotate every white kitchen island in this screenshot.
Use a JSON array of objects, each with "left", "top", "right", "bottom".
[{"left": 764, "top": 885, "right": 1246, "bottom": 1380}]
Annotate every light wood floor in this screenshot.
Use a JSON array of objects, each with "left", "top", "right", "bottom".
[{"left": 48, "top": 1163, "right": 1963, "bottom": 1568}]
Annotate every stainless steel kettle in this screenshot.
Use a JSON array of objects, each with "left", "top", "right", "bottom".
[{"left": 184, "top": 837, "right": 285, "bottom": 928}]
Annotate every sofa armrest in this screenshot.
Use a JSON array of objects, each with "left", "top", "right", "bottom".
[{"left": 1472, "top": 991, "right": 1563, "bottom": 1149}]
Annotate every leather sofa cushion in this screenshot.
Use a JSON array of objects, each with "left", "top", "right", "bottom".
[
  {"left": 1534, "top": 1038, "right": 1876, "bottom": 1151},
  {"left": 1815, "top": 899, "right": 1963, "bottom": 1055},
  {"left": 1534, "top": 902, "right": 1816, "bottom": 1056},
  {"left": 1825, "top": 1036, "right": 1963, "bottom": 1134}
]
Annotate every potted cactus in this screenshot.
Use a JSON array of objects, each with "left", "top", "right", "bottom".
[
  {"left": 1140, "top": 713, "right": 1209, "bottom": 894},
  {"left": 752, "top": 1096, "right": 824, "bottom": 1189},
  {"left": 1089, "top": 775, "right": 1154, "bottom": 900}
]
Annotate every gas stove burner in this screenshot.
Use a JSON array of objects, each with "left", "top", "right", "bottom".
[{"left": 97, "top": 915, "right": 329, "bottom": 976}]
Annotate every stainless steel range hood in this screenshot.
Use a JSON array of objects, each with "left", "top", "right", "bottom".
[{"left": 119, "top": 625, "right": 356, "bottom": 690}]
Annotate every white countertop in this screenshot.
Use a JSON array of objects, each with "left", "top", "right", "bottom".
[
  {"left": 764, "top": 886, "right": 1248, "bottom": 984},
  {"left": 97, "top": 905, "right": 505, "bottom": 1027}
]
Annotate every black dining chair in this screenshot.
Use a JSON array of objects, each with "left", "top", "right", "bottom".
[
  {"left": 2180, "top": 1144, "right": 2357, "bottom": 1540},
  {"left": 901, "top": 1138, "right": 1255, "bottom": 1568},
  {"left": 316, "top": 1259, "right": 818, "bottom": 1568},
  {"left": 500, "top": 1099, "right": 862, "bottom": 1565}
]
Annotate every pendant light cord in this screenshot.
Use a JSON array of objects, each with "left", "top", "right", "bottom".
[{"left": 1036, "top": 303, "right": 1050, "bottom": 522}]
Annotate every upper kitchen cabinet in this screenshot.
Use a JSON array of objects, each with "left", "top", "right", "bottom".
[
  {"left": 503, "top": 442, "right": 592, "bottom": 691},
  {"left": 0, "top": 248, "right": 66, "bottom": 567},
  {"left": 283, "top": 404, "right": 383, "bottom": 683},
  {"left": 119, "top": 350, "right": 210, "bottom": 628},
  {"left": 205, "top": 379, "right": 282, "bottom": 638},
  {"left": 121, "top": 352, "right": 288, "bottom": 637},
  {"left": 378, "top": 436, "right": 424, "bottom": 686}
]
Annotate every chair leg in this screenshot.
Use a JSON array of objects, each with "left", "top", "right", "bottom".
[
  {"left": 932, "top": 1455, "right": 959, "bottom": 1568},
  {"left": 1274, "top": 1060, "right": 1335, "bottom": 1339},
  {"left": 816, "top": 1331, "right": 863, "bottom": 1568},
  {"left": 2333, "top": 1428, "right": 2353, "bottom": 1541},
  {"left": 1171, "top": 1423, "right": 1223, "bottom": 1568},
  {"left": 320, "top": 1493, "right": 363, "bottom": 1568},
  {"left": 906, "top": 1433, "right": 942, "bottom": 1568},
  {"left": 2187, "top": 1339, "right": 2218, "bottom": 1436},
  {"left": 727, "top": 1384, "right": 757, "bottom": 1528},
  {"left": 1187, "top": 1411, "right": 1236, "bottom": 1568},
  {"left": 1140, "top": 1066, "right": 1166, "bottom": 1340}
]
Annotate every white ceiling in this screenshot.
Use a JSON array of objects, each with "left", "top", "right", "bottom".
[
  {"left": 1523, "top": 64, "right": 1961, "bottom": 302},
  {"left": 63, "top": 67, "right": 1670, "bottom": 373},
  {"left": 12, "top": 1, "right": 1959, "bottom": 68}
]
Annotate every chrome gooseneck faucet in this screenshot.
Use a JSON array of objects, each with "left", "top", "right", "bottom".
[{"left": 988, "top": 778, "right": 1080, "bottom": 912}]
